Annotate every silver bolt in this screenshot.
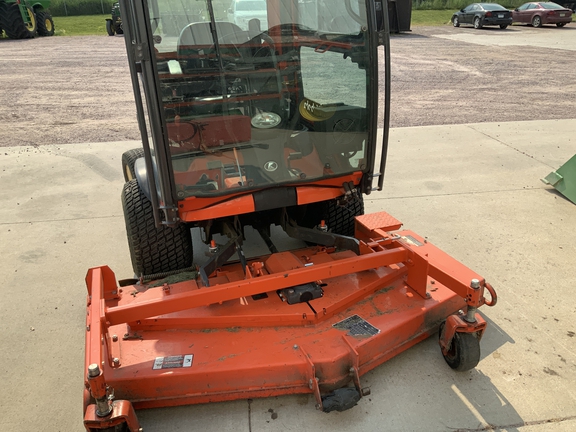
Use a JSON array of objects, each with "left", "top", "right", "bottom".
[
  {"left": 88, "top": 364, "right": 100, "bottom": 378},
  {"left": 112, "top": 335, "right": 118, "bottom": 342},
  {"left": 309, "top": 379, "right": 313, "bottom": 389},
  {"left": 315, "top": 403, "right": 322, "bottom": 410},
  {"left": 293, "top": 344, "right": 298, "bottom": 349},
  {"left": 470, "top": 279, "right": 480, "bottom": 289},
  {"left": 465, "top": 307, "right": 478, "bottom": 323},
  {"left": 113, "top": 358, "right": 120, "bottom": 365}
]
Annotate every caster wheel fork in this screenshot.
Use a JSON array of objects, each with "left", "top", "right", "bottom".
[{"left": 439, "top": 311, "right": 487, "bottom": 372}]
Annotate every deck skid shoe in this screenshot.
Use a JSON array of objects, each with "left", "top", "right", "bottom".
[{"left": 83, "top": 212, "right": 496, "bottom": 432}]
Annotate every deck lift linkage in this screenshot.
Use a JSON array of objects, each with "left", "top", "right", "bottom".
[{"left": 83, "top": 0, "right": 497, "bottom": 430}]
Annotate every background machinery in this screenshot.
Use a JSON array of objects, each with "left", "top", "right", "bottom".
[
  {"left": 0, "top": 0, "right": 54, "bottom": 39},
  {"left": 82, "top": 0, "right": 497, "bottom": 430},
  {"left": 106, "top": 2, "right": 123, "bottom": 36}
]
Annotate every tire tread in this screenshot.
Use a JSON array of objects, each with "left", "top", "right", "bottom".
[
  {"left": 440, "top": 325, "right": 481, "bottom": 372},
  {"left": 0, "top": 3, "right": 35, "bottom": 39},
  {"left": 297, "top": 192, "right": 364, "bottom": 237},
  {"left": 36, "top": 11, "right": 54, "bottom": 36},
  {"left": 121, "top": 148, "right": 145, "bottom": 182},
  {"left": 122, "top": 179, "right": 192, "bottom": 276}
]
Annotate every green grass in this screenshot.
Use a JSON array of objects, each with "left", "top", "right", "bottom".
[
  {"left": 53, "top": 14, "right": 110, "bottom": 36},
  {"left": 51, "top": 0, "right": 116, "bottom": 17},
  {"left": 411, "top": 10, "right": 455, "bottom": 26},
  {"left": 11, "top": 10, "right": 455, "bottom": 38}
]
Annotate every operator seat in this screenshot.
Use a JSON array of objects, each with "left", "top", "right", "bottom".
[{"left": 177, "top": 21, "right": 251, "bottom": 58}]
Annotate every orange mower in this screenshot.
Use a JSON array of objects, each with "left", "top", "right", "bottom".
[{"left": 83, "top": 0, "right": 497, "bottom": 430}]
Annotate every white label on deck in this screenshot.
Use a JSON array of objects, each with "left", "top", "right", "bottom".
[{"left": 153, "top": 354, "right": 194, "bottom": 370}]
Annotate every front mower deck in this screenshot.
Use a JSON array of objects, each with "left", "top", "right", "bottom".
[{"left": 83, "top": 212, "right": 495, "bottom": 431}]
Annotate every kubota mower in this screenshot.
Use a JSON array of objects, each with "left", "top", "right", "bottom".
[{"left": 83, "top": 0, "right": 497, "bottom": 430}]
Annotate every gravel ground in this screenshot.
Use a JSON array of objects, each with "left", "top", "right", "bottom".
[
  {"left": 0, "top": 25, "right": 575, "bottom": 147},
  {"left": 387, "top": 25, "right": 576, "bottom": 128}
]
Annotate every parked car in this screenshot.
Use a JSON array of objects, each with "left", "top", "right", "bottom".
[
  {"left": 227, "top": 0, "right": 268, "bottom": 30},
  {"left": 452, "top": 3, "right": 513, "bottom": 29},
  {"left": 512, "top": 2, "right": 572, "bottom": 27}
]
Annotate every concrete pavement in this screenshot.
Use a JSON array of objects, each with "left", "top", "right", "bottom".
[{"left": 1, "top": 119, "right": 575, "bottom": 431}]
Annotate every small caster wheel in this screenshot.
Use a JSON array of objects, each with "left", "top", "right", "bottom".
[
  {"left": 321, "top": 387, "right": 360, "bottom": 412},
  {"left": 439, "top": 322, "right": 481, "bottom": 371}
]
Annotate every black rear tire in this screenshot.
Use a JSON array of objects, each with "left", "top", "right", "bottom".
[
  {"left": 106, "top": 19, "right": 115, "bottom": 36},
  {"left": 500, "top": 24, "right": 508, "bottom": 29},
  {"left": 439, "top": 323, "right": 481, "bottom": 372},
  {"left": 324, "top": 195, "right": 364, "bottom": 237},
  {"left": 556, "top": 22, "right": 566, "bottom": 27},
  {"left": 474, "top": 17, "right": 482, "bottom": 29},
  {"left": 0, "top": 3, "right": 36, "bottom": 39},
  {"left": 36, "top": 11, "right": 54, "bottom": 36},
  {"left": 122, "top": 179, "right": 193, "bottom": 276},
  {"left": 532, "top": 15, "right": 542, "bottom": 27},
  {"left": 296, "top": 193, "right": 364, "bottom": 237},
  {"left": 122, "top": 148, "right": 145, "bottom": 182}
]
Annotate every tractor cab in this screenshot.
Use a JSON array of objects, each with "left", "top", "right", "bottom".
[{"left": 119, "top": 0, "right": 390, "bottom": 278}]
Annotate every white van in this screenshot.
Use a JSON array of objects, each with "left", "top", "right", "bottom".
[{"left": 227, "top": 0, "right": 268, "bottom": 31}]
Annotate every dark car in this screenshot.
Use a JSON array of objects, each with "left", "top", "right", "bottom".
[
  {"left": 512, "top": 2, "right": 572, "bottom": 27},
  {"left": 452, "top": 3, "right": 513, "bottom": 29}
]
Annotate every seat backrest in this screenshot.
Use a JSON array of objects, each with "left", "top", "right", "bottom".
[{"left": 177, "top": 21, "right": 249, "bottom": 51}]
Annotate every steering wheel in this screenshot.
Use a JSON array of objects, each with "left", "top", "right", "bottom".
[{"left": 210, "top": 32, "right": 246, "bottom": 68}]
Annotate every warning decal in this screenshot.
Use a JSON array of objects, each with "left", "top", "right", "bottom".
[
  {"left": 333, "top": 315, "right": 380, "bottom": 337},
  {"left": 153, "top": 354, "right": 194, "bottom": 370}
]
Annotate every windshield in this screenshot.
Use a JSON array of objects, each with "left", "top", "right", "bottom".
[
  {"left": 148, "top": 0, "right": 371, "bottom": 199},
  {"left": 482, "top": 4, "right": 507, "bottom": 10}
]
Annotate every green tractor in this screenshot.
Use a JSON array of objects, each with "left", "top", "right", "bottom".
[
  {"left": 106, "top": 2, "right": 123, "bottom": 36},
  {"left": 0, "top": 0, "right": 54, "bottom": 39}
]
